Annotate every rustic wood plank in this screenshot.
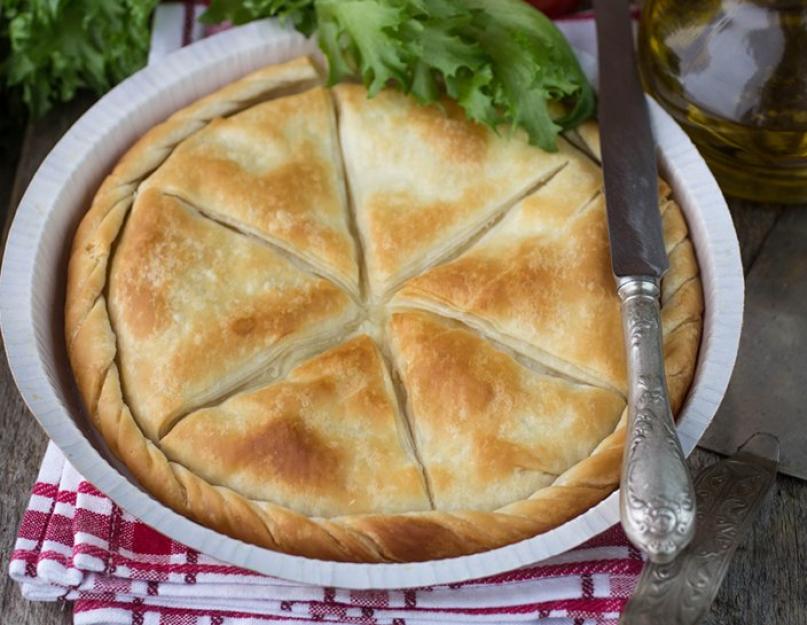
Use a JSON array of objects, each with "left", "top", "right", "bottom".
[
  {"left": 695, "top": 198, "right": 807, "bottom": 621},
  {"left": 700, "top": 207, "right": 807, "bottom": 478},
  {"left": 690, "top": 448, "right": 807, "bottom": 625},
  {"left": 0, "top": 342, "right": 72, "bottom": 625},
  {"left": 0, "top": 99, "right": 25, "bottom": 237},
  {"left": 3, "top": 95, "right": 94, "bottom": 240},
  {"left": 696, "top": 199, "right": 807, "bottom": 620},
  {"left": 0, "top": 97, "right": 92, "bottom": 625},
  {"left": 726, "top": 197, "right": 786, "bottom": 274}
]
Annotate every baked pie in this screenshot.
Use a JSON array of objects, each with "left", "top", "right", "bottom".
[{"left": 66, "top": 56, "right": 702, "bottom": 563}]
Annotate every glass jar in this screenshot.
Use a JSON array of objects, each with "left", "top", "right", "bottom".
[{"left": 638, "top": 0, "right": 807, "bottom": 203}]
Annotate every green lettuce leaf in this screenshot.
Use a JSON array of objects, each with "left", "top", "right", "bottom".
[
  {"left": 203, "top": 0, "right": 595, "bottom": 150},
  {"left": 0, "top": 0, "right": 158, "bottom": 117},
  {"left": 200, "top": 0, "right": 318, "bottom": 36}
]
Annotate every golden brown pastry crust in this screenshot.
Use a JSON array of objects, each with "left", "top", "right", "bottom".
[
  {"left": 143, "top": 87, "right": 359, "bottom": 294},
  {"left": 387, "top": 310, "right": 626, "bottom": 511},
  {"left": 66, "top": 57, "right": 703, "bottom": 563},
  {"left": 107, "top": 188, "right": 358, "bottom": 440},
  {"left": 160, "top": 335, "right": 431, "bottom": 516},
  {"left": 393, "top": 171, "right": 701, "bottom": 402},
  {"left": 333, "top": 83, "right": 572, "bottom": 299}
]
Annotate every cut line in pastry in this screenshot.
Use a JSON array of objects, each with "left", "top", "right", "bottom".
[{"left": 141, "top": 86, "right": 360, "bottom": 296}]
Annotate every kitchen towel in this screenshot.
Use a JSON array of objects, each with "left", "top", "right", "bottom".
[{"left": 10, "top": 443, "right": 642, "bottom": 625}]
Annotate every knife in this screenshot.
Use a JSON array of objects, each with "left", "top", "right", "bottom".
[{"left": 593, "top": 0, "right": 696, "bottom": 563}]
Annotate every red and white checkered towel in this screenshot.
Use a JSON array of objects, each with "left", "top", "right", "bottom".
[
  {"left": 10, "top": 443, "right": 641, "bottom": 625},
  {"left": 8, "top": 6, "right": 644, "bottom": 624}
]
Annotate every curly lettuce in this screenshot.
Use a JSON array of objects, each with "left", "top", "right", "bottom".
[
  {"left": 0, "top": 0, "right": 157, "bottom": 117},
  {"left": 202, "top": 0, "right": 595, "bottom": 150}
]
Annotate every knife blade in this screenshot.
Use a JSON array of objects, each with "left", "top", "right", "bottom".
[
  {"left": 594, "top": 0, "right": 667, "bottom": 278},
  {"left": 593, "top": 0, "right": 696, "bottom": 563}
]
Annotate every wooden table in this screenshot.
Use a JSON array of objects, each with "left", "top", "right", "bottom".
[{"left": 1, "top": 98, "right": 805, "bottom": 625}]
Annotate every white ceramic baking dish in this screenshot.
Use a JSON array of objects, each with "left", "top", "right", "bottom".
[{"left": 0, "top": 19, "right": 743, "bottom": 589}]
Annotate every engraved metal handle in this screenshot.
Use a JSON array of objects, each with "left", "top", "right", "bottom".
[
  {"left": 618, "top": 277, "right": 696, "bottom": 563},
  {"left": 621, "top": 433, "right": 779, "bottom": 625}
]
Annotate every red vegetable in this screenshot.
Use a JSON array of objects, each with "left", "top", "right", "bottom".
[{"left": 526, "top": 0, "right": 579, "bottom": 18}]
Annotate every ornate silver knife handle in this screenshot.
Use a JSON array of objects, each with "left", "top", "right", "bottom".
[
  {"left": 618, "top": 277, "right": 696, "bottom": 563},
  {"left": 621, "top": 433, "right": 779, "bottom": 625}
]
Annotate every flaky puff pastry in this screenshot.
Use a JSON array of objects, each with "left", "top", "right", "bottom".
[
  {"left": 387, "top": 310, "right": 625, "bottom": 511},
  {"left": 394, "top": 159, "right": 702, "bottom": 399},
  {"left": 144, "top": 87, "right": 359, "bottom": 294},
  {"left": 107, "top": 188, "right": 359, "bottom": 441},
  {"left": 333, "top": 84, "right": 574, "bottom": 299},
  {"left": 161, "top": 335, "right": 431, "bottom": 517},
  {"left": 66, "top": 56, "right": 703, "bottom": 563}
]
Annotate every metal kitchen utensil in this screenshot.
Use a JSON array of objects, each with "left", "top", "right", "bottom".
[
  {"left": 700, "top": 209, "right": 807, "bottom": 480},
  {"left": 621, "top": 433, "right": 780, "bottom": 625},
  {"left": 593, "top": 0, "right": 696, "bottom": 563}
]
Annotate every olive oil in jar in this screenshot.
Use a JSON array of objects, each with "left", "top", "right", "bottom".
[{"left": 639, "top": 0, "right": 807, "bottom": 203}]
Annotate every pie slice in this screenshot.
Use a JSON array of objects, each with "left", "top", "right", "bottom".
[
  {"left": 107, "top": 188, "right": 359, "bottom": 440},
  {"left": 144, "top": 87, "right": 359, "bottom": 294},
  {"left": 393, "top": 158, "right": 628, "bottom": 391},
  {"left": 395, "top": 158, "right": 696, "bottom": 395},
  {"left": 333, "top": 84, "right": 573, "bottom": 299},
  {"left": 161, "top": 335, "right": 431, "bottom": 517},
  {"left": 387, "top": 311, "right": 625, "bottom": 511}
]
